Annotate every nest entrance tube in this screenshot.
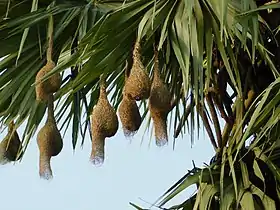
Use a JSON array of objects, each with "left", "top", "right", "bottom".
[
  {"left": 39, "top": 154, "right": 53, "bottom": 180},
  {"left": 153, "top": 113, "right": 168, "bottom": 147},
  {"left": 90, "top": 132, "right": 105, "bottom": 166}
]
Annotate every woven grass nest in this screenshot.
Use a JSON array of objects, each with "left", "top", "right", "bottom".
[
  {"left": 90, "top": 76, "right": 119, "bottom": 166},
  {"left": 119, "top": 66, "right": 142, "bottom": 137},
  {"left": 37, "top": 95, "right": 63, "bottom": 180},
  {"left": 123, "top": 41, "right": 151, "bottom": 101},
  {"left": 149, "top": 46, "right": 172, "bottom": 147},
  {"left": 35, "top": 23, "right": 61, "bottom": 103},
  {"left": 35, "top": 60, "right": 61, "bottom": 102},
  {"left": 0, "top": 121, "right": 22, "bottom": 164}
]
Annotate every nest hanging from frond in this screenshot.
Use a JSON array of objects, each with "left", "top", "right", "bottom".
[
  {"left": 35, "top": 61, "right": 61, "bottom": 102},
  {"left": 90, "top": 76, "right": 119, "bottom": 165},
  {"left": 119, "top": 65, "right": 142, "bottom": 137},
  {"left": 149, "top": 46, "right": 172, "bottom": 146},
  {"left": 0, "top": 121, "right": 22, "bottom": 164},
  {"left": 123, "top": 41, "right": 151, "bottom": 101},
  {"left": 37, "top": 95, "right": 63, "bottom": 180},
  {"left": 35, "top": 15, "right": 61, "bottom": 102},
  {"left": 119, "top": 94, "right": 141, "bottom": 137}
]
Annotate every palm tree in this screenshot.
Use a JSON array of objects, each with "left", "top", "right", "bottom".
[{"left": 0, "top": 0, "right": 280, "bottom": 209}]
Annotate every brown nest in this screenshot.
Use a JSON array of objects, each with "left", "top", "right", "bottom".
[
  {"left": 118, "top": 94, "right": 141, "bottom": 137},
  {"left": 149, "top": 46, "right": 172, "bottom": 146},
  {"left": 123, "top": 41, "right": 151, "bottom": 101},
  {"left": 35, "top": 60, "right": 61, "bottom": 102},
  {"left": 37, "top": 95, "right": 63, "bottom": 179},
  {"left": 90, "top": 76, "right": 119, "bottom": 165},
  {"left": 119, "top": 65, "right": 141, "bottom": 137},
  {"left": 0, "top": 121, "right": 22, "bottom": 164},
  {"left": 35, "top": 18, "right": 61, "bottom": 102}
]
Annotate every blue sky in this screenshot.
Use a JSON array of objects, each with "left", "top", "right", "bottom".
[{"left": 0, "top": 117, "right": 214, "bottom": 210}]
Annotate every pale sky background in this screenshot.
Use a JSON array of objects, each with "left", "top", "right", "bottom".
[{"left": 0, "top": 113, "right": 214, "bottom": 210}]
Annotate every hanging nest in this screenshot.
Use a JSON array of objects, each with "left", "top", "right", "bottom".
[
  {"left": 119, "top": 94, "right": 141, "bottom": 137},
  {"left": 0, "top": 121, "right": 22, "bottom": 164},
  {"left": 35, "top": 60, "right": 61, "bottom": 102},
  {"left": 35, "top": 15, "right": 61, "bottom": 102},
  {"left": 90, "top": 76, "right": 119, "bottom": 165},
  {"left": 123, "top": 41, "right": 151, "bottom": 101},
  {"left": 118, "top": 65, "right": 141, "bottom": 137},
  {"left": 37, "top": 95, "right": 63, "bottom": 180},
  {"left": 149, "top": 46, "right": 172, "bottom": 146}
]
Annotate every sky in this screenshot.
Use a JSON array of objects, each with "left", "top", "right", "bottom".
[{"left": 0, "top": 115, "right": 215, "bottom": 210}]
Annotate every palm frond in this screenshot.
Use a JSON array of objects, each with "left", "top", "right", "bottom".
[{"left": 0, "top": 0, "right": 280, "bottom": 208}]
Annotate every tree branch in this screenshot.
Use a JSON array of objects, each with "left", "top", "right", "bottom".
[
  {"left": 197, "top": 103, "right": 218, "bottom": 150},
  {"left": 206, "top": 93, "right": 222, "bottom": 148},
  {"left": 174, "top": 102, "right": 192, "bottom": 138}
]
